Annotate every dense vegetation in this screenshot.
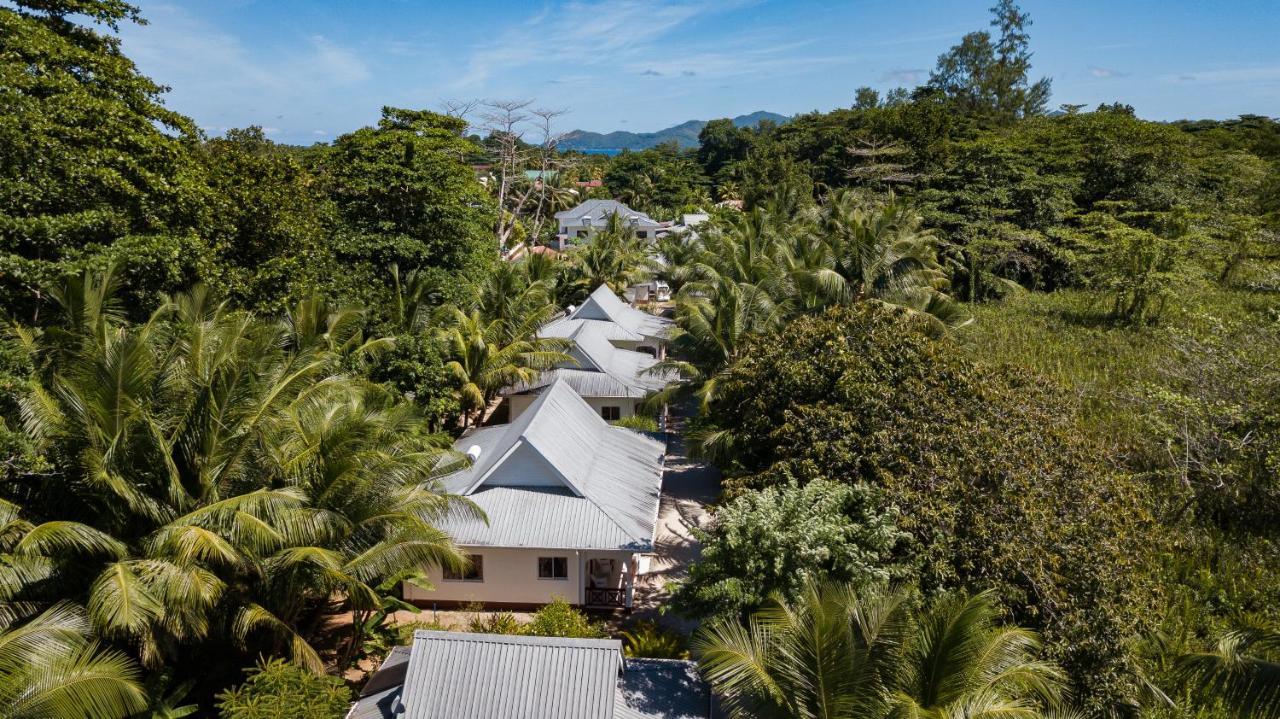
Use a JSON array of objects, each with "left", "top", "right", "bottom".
[{"left": 3, "top": 0, "right": 1280, "bottom": 716}]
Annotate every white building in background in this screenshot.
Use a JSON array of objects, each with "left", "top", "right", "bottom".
[
  {"left": 554, "top": 199, "right": 665, "bottom": 242},
  {"left": 403, "top": 380, "right": 664, "bottom": 611},
  {"left": 503, "top": 321, "right": 671, "bottom": 422},
  {"left": 540, "top": 284, "right": 674, "bottom": 358}
]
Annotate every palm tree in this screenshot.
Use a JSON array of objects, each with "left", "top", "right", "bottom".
[
  {"left": 808, "top": 191, "right": 970, "bottom": 333},
  {"left": 1, "top": 268, "right": 477, "bottom": 679},
  {"left": 436, "top": 306, "right": 571, "bottom": 427},
  {"left": 659, "top": 276, "right": 784, "bottom": 411},
  {"left": 566, "top": 213, "right": 652, "bottom": 296},
  {"left": 0, "top": 603, "right": 146, "bottom": 719},
  {"left": 1178, "top": 624, "right": 1280, "bottom": 719},
  {"left": 694, "top": 582, "right": 1065, "bottom": 719}
]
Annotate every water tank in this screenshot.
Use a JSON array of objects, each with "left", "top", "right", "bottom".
[{"left": 465, "top": 445, "right": 482, "bottom": 462}]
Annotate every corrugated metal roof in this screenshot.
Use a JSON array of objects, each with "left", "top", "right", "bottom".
[
  {"left": 553, "top": 200, "right": 661, "bottom": 228},
  {"left": 438, "top": 380, "right": 664, "bottom": 551},
  {"left": 507, "top": 323, "right": 671, "bottom": 400},
  {"left": 400, "top": 631, "right": 624, "bottom": 719},
  {"left": 542, "top": 316, "right": 645, "bottom": 343},
  {"left": 571, "top": 285, "right": 673, "bottom": 341},
  {"left": 347, "top": 646, "right": 411, "bottom": 719}
]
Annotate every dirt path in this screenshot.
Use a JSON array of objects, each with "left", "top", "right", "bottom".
[{"left": 632, "top": 404, "right": 721, "bottom": 632}]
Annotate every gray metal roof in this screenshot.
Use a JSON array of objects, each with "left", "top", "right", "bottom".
[
  {"left": 565, "top": 285, "right": 673, "bottom": 342},
  {"left": 354, "top": 632, "right": 715, "bottom": 719},
  {"left": 616, "top": 659, "right": 715, "bottom": 719},
  {"left": 346, "top": 646, "right": 411, "bottom": 719},
  {"left": 401, "top": 631, "right": 624, "bottom": 719},
  {"left": 438, "top": 380, "right": 664, "bottom": 551},
  {"left": 507, "top": 322, "right": 671, "bottom": 400},
  {"left": 554, "top": 199, "right": 661, "bottom": 228}
]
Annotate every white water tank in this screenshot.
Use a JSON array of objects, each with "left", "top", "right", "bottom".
[{"left": 465, "top": 445, "right": 482, "bottom": 462}]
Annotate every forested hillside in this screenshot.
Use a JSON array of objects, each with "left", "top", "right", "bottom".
[{"left": 2, "top": 0, "right": 1279, "bottom": 717}]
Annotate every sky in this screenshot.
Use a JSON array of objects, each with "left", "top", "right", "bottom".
[{"left": 106, "top": 0, "right": 1280, "bottom": 145}]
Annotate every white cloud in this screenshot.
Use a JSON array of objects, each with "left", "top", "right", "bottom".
[
  {"left": 449, "top": 0, "right": 758, "bottom": 90},
  {"left": 879, "top": 68, "right": 926, "bottom": 85},
  {"left": 1170, "top": 66, "right": 1280, "bottom": 84},
  {"left": 114, "top": 3, "right": 375, "bottom": 140},
  {"left": 1089, "top": 66, "right": 1126, "bottom": 79}
]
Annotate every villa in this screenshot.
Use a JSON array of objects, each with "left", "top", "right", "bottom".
[
  {"left": 403, "top": 379, "right": 664, "bottom": 611},
  {"left": 541, "top": 284, "right": 674, "bottom": 359},
  {"left": 503, "top": 320, "right": 670, "bottom": 422},
  {"left": 555, "top": 199, "right": 665, "bottom": 242},
  {"left": 348, "top": 630, "right": 714, "bottom": 719}
]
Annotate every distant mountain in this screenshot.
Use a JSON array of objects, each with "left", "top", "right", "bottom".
[{"left": 560, "top": 111, "right": 789, "bottom": 151}]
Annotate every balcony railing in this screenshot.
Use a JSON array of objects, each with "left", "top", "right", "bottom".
[{"left": 584, "top": 587, "right": 625, "bottom": 607}]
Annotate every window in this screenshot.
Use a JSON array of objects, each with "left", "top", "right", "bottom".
[
  {"left": 443, "top": 554, "right": 483, "bottom": 581},
  {"left": 538, "top": 556, "right": 569, "bottom": 580},
  {"left": 637, "top": 231, "right": 647, "bottom": 239},
  {"left": 576, "top": 230, "right": 588, "bottom": 238},
  {"left": 601, "top": 406, "right": 621, "bottom": 421}
]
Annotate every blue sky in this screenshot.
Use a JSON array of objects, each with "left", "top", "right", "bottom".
[{"left": 111, "top": 0, "right": 1280, "bottom": 145}]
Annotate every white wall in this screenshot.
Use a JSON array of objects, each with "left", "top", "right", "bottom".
[
  {"left": 404, "top": 546, "right": 635, "bottom": 606},
  {"left": 507, "top": 394, "right": 639, "bottom": 422}
]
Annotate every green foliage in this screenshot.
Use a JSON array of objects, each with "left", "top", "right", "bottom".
[
  {"left": 621, "top": 621, "right": 688, "bottom": 659},
  {"left": 694, "top": 581, "right": 1065, "bottom": 719},
  {"left": 671, "top": 480, "right": 910, "bottom": 618},
  {"left": 467, "top": 611, "right": 524, "bottom": 635},
  {"left": 0, "top": 270, "right": 477, "bottom": 688},
  {"left": 0, "top": 602, "right": 146, "bottom": 719},
  {"left": 216, "top": 660, "right": 351, "bottom": 719},
  {"left": 611, "top": 415, "right": 659, "bottom": 432},
  {"left": 523, "top": 598, "right": 604, "bottom": 639},
  {"left": 927, "top": 1, "right": 1052, "bottom": 123},
  {"left": 699, "top": 304, "right": 1158, "bottom": 709},
  {"left": 603, "top": 143, "right": 709, "bottom": 217},
  {"left": 322, "top": 107, "right": 497, "bottom": 311},
  {"left": 195, "top": 127, "right": 336, "bottom": 312},
  {"left": 0, "top": 0, "right": 209, "bottom": 316}
]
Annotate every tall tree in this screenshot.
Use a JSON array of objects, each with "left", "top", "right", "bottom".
[
  {"left": 927, "top": 1, "right": 1051, "bottom": 123},
  {"left": 0, "top": 0, "right": 209, "bottom": 317}
]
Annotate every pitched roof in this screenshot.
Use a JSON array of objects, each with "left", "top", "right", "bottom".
[
  {"left": 347, "top": 646, "right": 411, "bottom": 719},
  {"left": 438, "top": 380, "right": 664, "bottom": 551},
  {"left": 348, "top": 632, "right": 713, "bottom": 719},
  {"left": 507, "top": 322, "right": 670, "bottom": 400},
  {"left": 541, "top": 285, "right": 672, "bottom": 344},
  {"left": 554, "top": 199, "right": 661, "bottom": 228}
]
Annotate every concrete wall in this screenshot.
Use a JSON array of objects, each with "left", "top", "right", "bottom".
[
  {"left": 507, "top": 394, "right": 640, "bottom": 422},
  {"left": 404, "top": 546, "right": 635, "bottom": 607}
]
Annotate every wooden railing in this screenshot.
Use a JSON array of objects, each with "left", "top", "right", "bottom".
[{"left": 584, "top": 587, "right": 625, "bottom": 607}]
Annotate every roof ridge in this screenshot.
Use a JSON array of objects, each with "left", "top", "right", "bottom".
[{"left": 414, "top": 629, "right": 624, "bottom": 651}]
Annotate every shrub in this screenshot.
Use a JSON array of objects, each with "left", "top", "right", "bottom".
[
  {"left": 612, "top": 415, "right": 659, "bottom": 432},
  {"left": 217, "top": 659, "right": 351, "bottom": 719},
  {"left": 467, "top": 611, "right": 523, "bottom": 635},
  {"left": 524, "top": 598, "right": 603, "bottom": 639},
  {"left": 671, "top": 479, "right": 910, "bottom": 618},
  {"left": 621, "top": 621, "right": 688, "bottom": 659}
]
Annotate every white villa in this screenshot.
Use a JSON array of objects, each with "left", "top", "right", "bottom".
[
  {"left": 503, "top": 321, "right": 670, "bottom": 422},
  {"left": 403, "top": 379, "right": 664, "bottom": 611},
  {"left": 541, "top": 284, "right": 674, "bottom": 359},
  {"left": 554, "top": 199, "right": 664, "bottom": 242}
]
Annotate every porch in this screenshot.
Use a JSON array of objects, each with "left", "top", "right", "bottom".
[{"left": 582, "top": 554, "right": 642, "bottom": 610}]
